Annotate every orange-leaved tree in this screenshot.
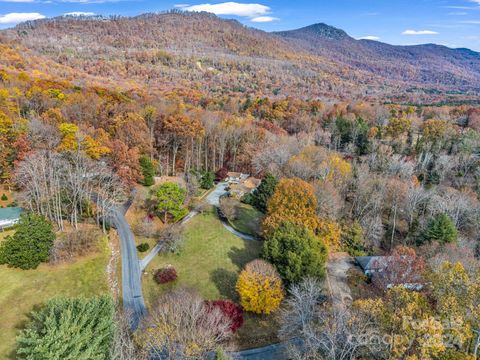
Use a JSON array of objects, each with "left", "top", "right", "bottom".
[
  {"left": 236, "top": 259, "right": 284, "bottom": 314},
  {"left": 262, "top": 178, "right": 318, "bottom": 237}
]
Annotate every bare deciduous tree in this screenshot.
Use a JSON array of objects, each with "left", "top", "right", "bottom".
[
  {"left": 280, "top": 278, "right": 381, "bottom": 360},
  {"left": 219, "top": 196, "right": 237, "bottom": 221},
  {"left": 138, "top": 288, "right": 232, "bottom": 360},
  {"left": 15, "top": 150, "right": 126, "bottom": 230},
  {"left": 112, "top": 310, "right": 147, "bottom": 360}
]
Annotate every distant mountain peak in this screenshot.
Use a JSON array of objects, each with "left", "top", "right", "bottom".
[{"left": 289, "top": 23, "right": 350, "bottom": 40}]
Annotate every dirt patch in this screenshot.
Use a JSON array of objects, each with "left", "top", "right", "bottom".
[{"left": 326, "top": 252, "right": 354, "bottom": 309}]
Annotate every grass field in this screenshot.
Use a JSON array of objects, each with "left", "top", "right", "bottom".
[
  {"left": 230, "top": 202, "right": 263, "bottom": 237},
  {"left": 0, "top": 232, "right": 111, "bottom": 359},
  {"left": 142, "top": 210, "right": 279, "bottom": 349},
  {"left": 143, "top": 211, "right": 262, "bottom": 304}
]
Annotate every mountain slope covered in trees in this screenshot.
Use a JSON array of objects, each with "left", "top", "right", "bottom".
[
  {"left": 276, "top": 23, "right": 480, "bottom": 91},
  {"left": 2, "top": 11, "right": 479, "bottom": 102}
]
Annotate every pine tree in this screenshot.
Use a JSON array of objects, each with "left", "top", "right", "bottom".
[
  {"left": 139, "top": 155, "right": 155, "bottom": 187},
  {"left": 423, "top": 213, "right": 458, "bottom": 244},
  {"left": 246, "top": 173, "right": 278, "bottom": 213},
  {"left": 0, "top": 213, "right": 55, "bottom": 269},
  {"left": 16, "top": 296, "right": 115, "bottom": 360},
  {"left": 263, "top": 222, "right": 327, "bottom": 283}
]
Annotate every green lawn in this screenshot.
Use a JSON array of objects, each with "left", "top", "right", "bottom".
[
  {"left": 230, "top": 203, "right": 263, "bottom": 237},
  {"left": 0, "top": 233, "right": 111, "bottom": 359},
  {"left": 143, "top": 211, "right": 262, "bottom": 305},
  {"left": 142, "top": 211, "right": 278, "bottom": 349}
]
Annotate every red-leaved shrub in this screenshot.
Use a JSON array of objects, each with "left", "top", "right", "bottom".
[
  {"left": 215, "top": 167, "right": 228, "bottom": 182},
  {"left": 206, "top": 300, "right": 244, "bottom": 333},
  {"left": 154, "top": 266, "right": 177, "bottom": 284}
]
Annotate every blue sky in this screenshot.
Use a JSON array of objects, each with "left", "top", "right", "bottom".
[{"left": 1, "top": 0, "right": 480, "bottom": 50}]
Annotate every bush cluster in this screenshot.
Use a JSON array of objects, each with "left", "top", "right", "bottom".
[
  {"left": 154, "top": 266, "right": 177, "bottom": 284},
  {"left": 206, "top": 300, "right": 244, "bottom": 333},
  {"left": 136, "top": 242, "right": 150, "bottom": 252}
]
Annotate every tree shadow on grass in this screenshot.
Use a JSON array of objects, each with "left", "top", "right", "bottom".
[
  {"left": 210, "top": 268, "right": 238, "bottom": 300},
  {"left": 228, "top": 246, "right": 261, "bottom": 269}
]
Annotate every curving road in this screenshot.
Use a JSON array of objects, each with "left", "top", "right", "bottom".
[
  {"left": 112, "top": 184, "right": 307, "bottom": 357},
  {"left": 114, "top": 183, "right": 257, "bottom": 332},
  {"left": 109, "top": 194, "right": 146, "bottom": 330},
  {"left": 140, "top": 182, "right": 257, "bottom": 271}
]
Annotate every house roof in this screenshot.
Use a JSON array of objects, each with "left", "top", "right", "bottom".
[
  {"left": 243, "top": 177, "right": 261, "bottom": 189},
  {"left": 0, "top": 207, "right": 22, "bottom": 222},
  {"left": 355, "top": 256, "right": 387, "bottom": 272}
]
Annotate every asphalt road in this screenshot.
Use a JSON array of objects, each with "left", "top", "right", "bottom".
[
  {"left": 114, "top": 183, "right": 256, "bottom": 332},
  {"left": 110, "top": 194, "right": 146, "bottom": 330}
]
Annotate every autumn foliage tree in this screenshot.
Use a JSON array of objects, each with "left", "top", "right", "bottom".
[
  {"left": 262, "top": 178, "right": 318, "bottom": 237},
  {"left": 236, "top": 259, "right": 284, "bottom": 314}
]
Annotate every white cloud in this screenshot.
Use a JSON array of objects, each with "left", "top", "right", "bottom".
[
  {"left": 177, "top": 2, "right": 271, "bottom": 18},
  {"left": 0, "top": 12, "right": 45, "bottom": 24},
  {"left": 402, "top": 29, "right": 439, "bottom": 35},
  {"left": 64, "top": 11, "right": 96, "bottom": 16},
  {"left": 448, "top": 11, "right": 468, "bottom": 15},
  {"left": 459, "top": 20, "right": 480, "bottom": 24},
  {"left": 359, "top": 35, "right": 380, "bottom": 40},
  {"left": 250, "top": 16, "right": 278, "bottom": 22}
]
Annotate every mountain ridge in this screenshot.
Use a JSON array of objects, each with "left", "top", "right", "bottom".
[{"left": 2, "top": 12, "right": 479, "bottom": 101}]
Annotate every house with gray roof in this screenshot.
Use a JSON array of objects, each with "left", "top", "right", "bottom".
[{"left": 355, "top": 256, "right": 388, "bottom": 275}]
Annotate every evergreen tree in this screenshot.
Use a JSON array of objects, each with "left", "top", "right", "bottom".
[
  {"left": 17, "top": 296, "right": 115, "bottom": 360},
  {"left": 139, "top": 156, "right": 155, "bottom": 187},
  {"left": 341, "top": 221, "right": 368, "bottom": 256},
  {"left": 262, "top": 222, "right": 327, "bottom": 284},
  {"left": 423, "top": 213, "right": 458, "bottom": 244},
  {"left": 0, "top": 213, "right": 55, "bottom": 269},
  {"left": 200, "top": 171, "right": 214, "bottom": 190},
  {"left": 155, "top": 182, "right": 187, "bottom": 223},
  {"left": 245, "top": 173, "right": 278, "bottom": 213}
]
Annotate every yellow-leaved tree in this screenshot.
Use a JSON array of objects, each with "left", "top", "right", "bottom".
[
  {"left": 57, "top": 122, "right": 79, "bottom": 152},
  {"left": 236, "top": 259, "right": 284, "bottom": 315},
  {"left": 317, "top": 218, "right": 342, "bottom": 251},
  {"left": 262, "top": 178, "right": 318, "bottom": 237},
  {"left": 354, "top": 287, "right": 445, "bottom": 360}
]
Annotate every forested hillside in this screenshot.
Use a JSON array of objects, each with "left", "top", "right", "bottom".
[
  {"left": 1, "top": 11, "right": 480, "bottom": 359},
  {"left": 3, "top": 11, "right": 480, "bottom": 102}
]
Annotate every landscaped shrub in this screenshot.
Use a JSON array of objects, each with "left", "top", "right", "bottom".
[
  {"left": 1, "top": 193, "right": 7, "bottom": 201},
  {"left": 0, "top": 213, "right": 55, "bottom": 270},
  {"left": 206, "top": 300, "right": 244, "bottom": 333},
  {"left": 154, "top": 266, "right": 177, "bottom": 284},
  {"left": 136, "top": 242, "right": 150, "bottom": 252}
]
